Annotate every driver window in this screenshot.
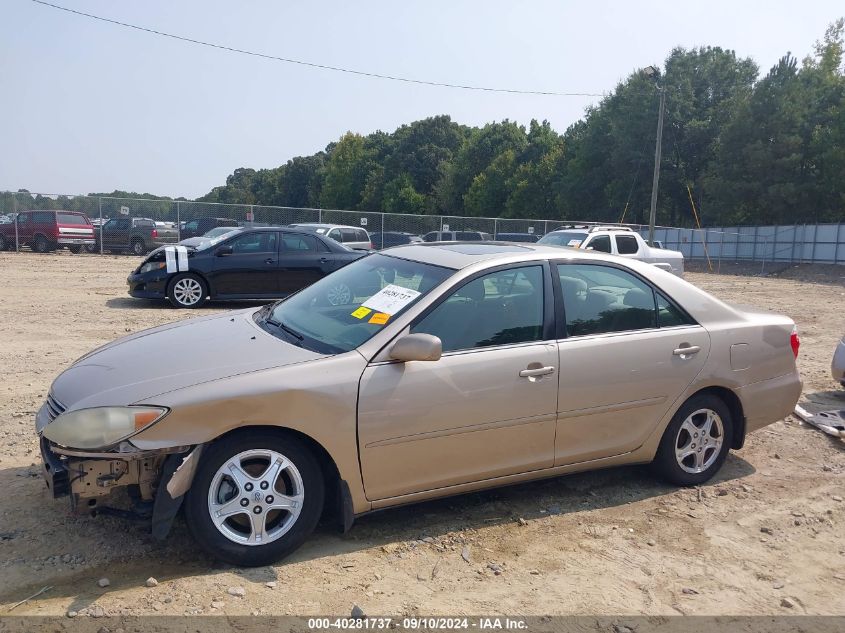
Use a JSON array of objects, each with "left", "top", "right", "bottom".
[
  {"left": 230, "top": 232, "right": 277, "bottom": 254},
  {"left": 412, "top": 266, "right": 544, "bottom": 353},
  {"left": 585, "top": 235, "right": 611, "bottom": 253}
]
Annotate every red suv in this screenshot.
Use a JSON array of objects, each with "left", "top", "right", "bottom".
[{"left": 0, "top": 210, "right": 96, "bottom": 253}]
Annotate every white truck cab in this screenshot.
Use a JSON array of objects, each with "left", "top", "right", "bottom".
[{"left": 538, "top": 225, "right": 685, "bottom": 277}]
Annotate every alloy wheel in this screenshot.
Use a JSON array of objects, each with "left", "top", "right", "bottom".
[
  {"left": 207, "top": 449, "right": 305, "bottom": 546},
  {"left": 674, "top": 408, "right": 724, "bottom": 474},
  {"left": 172, "top": 278, "right": 203, "bottom": 306}
]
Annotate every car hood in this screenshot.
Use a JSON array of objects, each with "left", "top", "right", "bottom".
[{"left": 50, "top": 309, "right": 325, "bottom": 410}]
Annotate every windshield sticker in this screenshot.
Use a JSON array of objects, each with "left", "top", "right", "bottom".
[
  {"left": 361, "top": 284, "right": 421, "bottom": 315},
  {"left": 567, "top": 239, "right": 583, "bottom": 247},
  {"left": 368, "top": 312, "right": 390, "bottom": 325},
  {"left": 351, "top": 306, "right": 372, "bottom": 319}
]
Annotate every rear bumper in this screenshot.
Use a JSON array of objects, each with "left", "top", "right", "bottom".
[
  {"left": 57, "top": 237, "right": 95, "bottom": 245},
  {"left": 738, "top": 368, "right": 803, "bottom": 434}
]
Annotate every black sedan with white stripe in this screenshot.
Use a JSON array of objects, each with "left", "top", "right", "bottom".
[{"left": 127, "top": 227, "right": 366, "bottom": 308}]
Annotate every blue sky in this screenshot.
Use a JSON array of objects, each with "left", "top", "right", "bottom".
[{"left": 1, "top": 0, "right": 841, "bottom": 198}]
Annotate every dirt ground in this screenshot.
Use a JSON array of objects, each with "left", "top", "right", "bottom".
[{"left": 0, "top": 251, "right": 843, "bottom": 617}]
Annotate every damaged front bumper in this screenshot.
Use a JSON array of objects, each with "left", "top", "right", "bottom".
[{"left": 37, "top": 397, "right": 199, "bottom": 537}]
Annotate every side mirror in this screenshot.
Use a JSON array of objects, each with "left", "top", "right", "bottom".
[
  {"left": 389, "top": 333, "right": 442, "bottom": 362},
  {"left": 215, "top": 245, "right": 233, "bottom": 256}
]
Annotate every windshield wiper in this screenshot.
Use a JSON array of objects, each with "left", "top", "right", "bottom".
[{"left": 265, "top": 315, "right": 304, "bottom": 342}]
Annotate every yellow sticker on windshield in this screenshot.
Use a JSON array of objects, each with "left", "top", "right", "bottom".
[
  {"left": 368, "top": 312, "right": 390, "bottom": 325},
  {"left": 351, "top": 307, "right": 372, "bottom": 319}
]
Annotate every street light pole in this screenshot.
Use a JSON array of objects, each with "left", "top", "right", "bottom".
[{"left": 648, "top": 83, "right": 666, "bottom": 247}]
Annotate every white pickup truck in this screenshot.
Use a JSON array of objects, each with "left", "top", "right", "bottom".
[{"left": 537, "top": 225, "right": 685, "bottom": 277}]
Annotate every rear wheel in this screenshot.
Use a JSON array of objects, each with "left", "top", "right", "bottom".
[
  {"left": 167, "top": 273, "right": 208, "bottom": 308},
  {"left": 67, "top": 245, "right": 82, "bottom": 254},
  {"left": 33, "top": 234, "right": 51, "bottom": 253},
  {"left": 651, "top": 394, "right": 733, "bottom": 486},
  {"left": 0, "top": 234, "right": 8, "bottom": 251},
  {"left": 131, "top": 239, "right": 147, "bottom": 256},
  {"left": 184, "top": 432, "right": 324, "bottom": 566}
]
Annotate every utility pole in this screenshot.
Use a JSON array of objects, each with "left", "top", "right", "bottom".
[{"left": 648, "top": 84, "right": 665, "bottom": 247}]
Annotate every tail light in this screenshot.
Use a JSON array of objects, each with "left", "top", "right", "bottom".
[
  {"left": 790, "top": 326, "right": 800, "bottom": 358},
  {"left": 369, "top": 242, "right": 374, "bottom": 250},
  {"left": 151, "top": 228, "right": 158, "bottom": 238}
]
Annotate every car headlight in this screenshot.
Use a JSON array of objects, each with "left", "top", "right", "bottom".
[
  {"left": 42, "top": 406, "right": 169, "bottom": 449},
  {"left": 139, "top": 261, "right": 166, "bottom": 275}
]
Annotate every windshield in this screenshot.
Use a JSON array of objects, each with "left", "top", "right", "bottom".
[
  {"left": 195, "top": 229, "right": 240, "bottom": 250},
  {"left": 537, "top": 231, "right": 588, "bottom": 248},
  {"left": 259, "top": 253, "right": 453, "bottom": 354}
]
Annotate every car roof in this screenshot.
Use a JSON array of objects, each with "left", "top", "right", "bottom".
[
  {"left": 291, "top": 223, "right": 367, "bottom": 231},
  {"left": 383, "top": 241, "right": 626, "bottom": 270}
]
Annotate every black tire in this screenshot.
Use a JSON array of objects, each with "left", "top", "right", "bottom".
[
  {"left": 131, "top": 239, "right": 147, "bottom": 256},
  {"left": 67, "top": 245, "right": 82, "bottom": 254},
  {"left": 85, "top": 243, "right": 98, "bottom": 253},
  {"left": 184, "top": 431, "right": 325, "bottom": 567},
  {"left": 651, "top": 393, "right": 733, "bottom": 486},
  {"left": 167, "top": 273, "right": 208, "bottom": 308},
  {"left": 33, "top": 234, "right": 51, "bottom": 253}
]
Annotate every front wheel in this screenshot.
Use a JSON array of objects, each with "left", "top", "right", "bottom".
[
  {"left": 184, "top": 432, "right": 325, "bottom": 566},
  {"left": 167, "top": 273, "right": 208, "bottom": 308},
  {"left": 651, "top": 394, "right": 733, "bottom": 486}
]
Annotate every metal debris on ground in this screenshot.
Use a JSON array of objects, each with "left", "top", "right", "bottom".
[{"left": 794, "top": 406, "right": 845, "bottom": 439}]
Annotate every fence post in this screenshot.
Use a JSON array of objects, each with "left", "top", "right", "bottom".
[
  {"left": 98, "top": 197, "right": 103, "bottom": 255},
  {"left": 13, "top": 195, "right": 19, "bottom": 252},
  {"left": 718, "top": 230, "right": 723, "bottom": 274},
  {"left": 318, "top": 208, "right": 322, "bottom": 223},
  {"left": 380, "top": 213, "right": 385, "bottom": 238},
  {"left": 176, "top": 201, "right": 181, "bottom": 241},
  {"left": 494, "top": 218, "right": 498, "bottom": 239}
]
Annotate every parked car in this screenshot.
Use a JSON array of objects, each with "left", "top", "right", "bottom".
[
  {"left": 128, "top": 227, "right": 366, "bottom": 308},
  {"left": 290, "top": 223, "right": 373, "bottom": 251},
  {"left": 92, "top": 217, "right": 179, "bottom": 255},
  {"left": 370, "top": 231, "right": 423, "bottom": 249},
  {"left": 422, "top": 230, "right": 494, "bottom": 242},
  {"left": 833, "top": 334, "right": 845, "bottom": 387},
  {"left": 0, "top": 214, "right": 12, "bottom": 224},
  {"left": 36, "top": 242, "right": 802, "bottom": 565},
  {"left": 178, "top": 226, "right": 243, "bottom": 248},
  {"left": 495, "top": 232, "right": 541, "bottom": 243},
  {"left": 539, "top": 226, "right": 685, "bottom": 277},
  {"left": 0, "top": 209, "right": 95, "bottom": 253},
  {"left": 181, "top": 217, "right": 239, "bottom": 240}
]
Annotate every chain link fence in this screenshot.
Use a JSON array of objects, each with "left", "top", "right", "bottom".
[{"left": 1, "top": 192, "right": 843, "bottom": 271}]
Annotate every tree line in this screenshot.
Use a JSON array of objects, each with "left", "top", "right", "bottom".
[{"left": 6, "top": 20, "right": 844, "bottom": 228}]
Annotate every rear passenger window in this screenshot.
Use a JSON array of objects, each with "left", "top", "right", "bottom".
[
  {"left": 412, "top": 266, "right": 544, "bottom": 352},
  {"left": 341, "top": 228, "right": 358, "bottom": 243},
  {"left": 280, "top": 233, "right": 318, "bottom": 253},
  {"left": 355, "top": 229, "right": 369, "bottom": 242},
  {"left": 33, "top": 211, "right": 54, "bottom": 223},
  {"left": 557, "top": 264, "right": 656, "bottom": 336},
  {"left": 657, "top": 293, "right": 694, "bottom": 327},
  {"left": 616, "top": 235, "right": 639, "bottom": 254},
  {"left": 585, "top": 235, "right": 611, "bottom": 253}
]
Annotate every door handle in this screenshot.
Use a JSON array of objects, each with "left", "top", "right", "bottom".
[
  {"left": 320, "top": 257, "right": 329, "bottom": 264},
  {"left": 673, "top": 345, "right": 701, "bottom": 356},
  {"left": 519, "top": 366, "right": 556, "bottom": 378},
  {"left": 265, "top": 258, "right": 275, "bottom": 264}
]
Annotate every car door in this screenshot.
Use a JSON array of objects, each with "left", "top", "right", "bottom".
[
  {"left": 103, "top": 218, "right": 130, "bottom": 249},
  {"left": 16, "top": 212, "right": 31, "bottom": 243},
  {"left": 276, "top": 232, "right": 334, "bottom": 294},
  {"left": 210, "top": 231, "right": 279, "bottom": 297},
  {"left": 357, "top": 263, "right": 559, "bottom": 501},
  {"left": 553, "top": 261, "right": 711, "bottom": 465}
]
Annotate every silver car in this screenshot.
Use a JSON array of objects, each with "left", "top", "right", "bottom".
[
  {"left": 36, "top": 243, "right": 802, "bottom": 566},
  {"left": 290, "top": 223, "right": 372, "bottom": 251},
  {"left": 833, "top": 334, "right": 845, "bottom": 387}
]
